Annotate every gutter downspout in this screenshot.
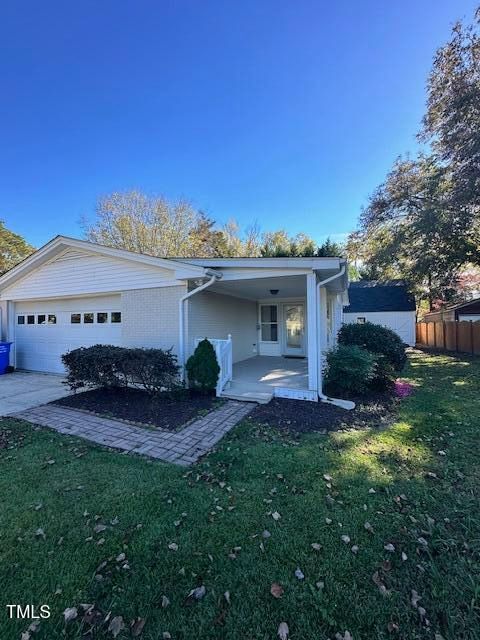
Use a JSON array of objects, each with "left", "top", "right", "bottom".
[
  {"left": 178, "top": 270, "right": 221, "bottom": 379},
  {"left": 316, "top": 263, "right": 355, "bottom": 410}
]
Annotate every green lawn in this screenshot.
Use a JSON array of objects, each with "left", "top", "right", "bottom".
[{"left": 1, "top": 350, "right": 479, "bottom": 640}]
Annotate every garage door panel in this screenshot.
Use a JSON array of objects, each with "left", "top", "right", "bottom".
[{"left": 14, "top": 297, "right": 122, "bottom": 373}]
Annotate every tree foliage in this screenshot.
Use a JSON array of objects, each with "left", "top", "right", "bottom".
[
  {"left": 0, "top": 221, "right": 35, "bottom": 275},
  {"left": 83, "top": 191, "right": 339, "bottom": 259},
  {"left": 349, "top": 7, "right": 480, "bottom": 308}
]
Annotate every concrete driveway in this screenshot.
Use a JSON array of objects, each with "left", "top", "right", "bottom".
[{"left": 0, "top": 371, "right": 72, "bottom": 416}]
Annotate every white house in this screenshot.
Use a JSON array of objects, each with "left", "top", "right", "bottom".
[
  {"left": 0, "top": 236, "right": 350, "bottom": 404},
  {"left": 343, "top": 280, "right": 416, "bottom": 346}
]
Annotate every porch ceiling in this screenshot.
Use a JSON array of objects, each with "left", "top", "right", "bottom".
[{"left": 208, "top": 275, "right": 307, "bottom": 300}]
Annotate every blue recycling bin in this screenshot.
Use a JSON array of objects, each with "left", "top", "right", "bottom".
[{"left": 0, "top": 342, "right": 12, "bottom": 374}]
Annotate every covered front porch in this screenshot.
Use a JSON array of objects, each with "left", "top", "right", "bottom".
[
  {"left": 225, "top": 355, "right": 309, "bottom": 403},
  {"left": 183, "top": 259, "right": 348, "bottom": 402}
]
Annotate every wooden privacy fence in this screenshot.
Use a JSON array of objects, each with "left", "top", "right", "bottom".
[{"left": 416, "top": 321, "right": 480, "bottom": 355}]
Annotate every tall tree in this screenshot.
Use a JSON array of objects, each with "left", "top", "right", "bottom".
[
  {"left": 0, "top": 221, "right": 34, "bottom": 275},
  {"left": 357, "top": 156, "right": 476, "bottom": 307},
  {"left": 421, "top": 8, "right": 480, "bottom": 210},
  {"left": 83, "top": 191, "right": 228, "bottom": 258},
  {"left": 315, "top": 237, "right": 344, "bottom": 257},
  {"left": 260, "top": 230, "right": 316, "bottom": 257}
]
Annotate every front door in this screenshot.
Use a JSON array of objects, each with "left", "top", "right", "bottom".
[{"left": 283, "top": 303, "right": 305, "bottom": 356}]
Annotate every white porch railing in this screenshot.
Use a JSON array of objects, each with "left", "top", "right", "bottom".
[{"left": 194, "top": 335, "right": 233, "bottom": 396}]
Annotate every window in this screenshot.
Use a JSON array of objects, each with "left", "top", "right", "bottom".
[
  {"left": 260, "top": 305, "right": 278, "bottom": 342},
  {"left": 27, "top": 315, "right": 35, "bottom": 325},
  {"left": 83, "top": 313, "right": 94, "bottom": 324},
  {"left": 48, "top": 314, "right": 57, "bottom": 325},
  {"left": 97, "top": 312, "right": 108, "bottom": 324},
  {"left": 37, "top": 314, "right": 46, "bottom": 325},
  {"left": 111, "top": 312, "right": 122, "bottom": 323},
  {"left": 17, "top": 315, "right": 25, "bottom": 325},
  {"left": 71, "top": 313, "right": 81, "bottom": 324},
  {"left": 357, "top": 317, "right": 366, "bottom": 324}
]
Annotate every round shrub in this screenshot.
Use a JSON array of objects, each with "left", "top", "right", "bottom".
[
  {"left": 324, "top": 344, "right": 377, "bottom": 395},
  {"left": 338, "top": 321, "right": 407, "bottom": 372},
  {"left": 62, "top": 344, "right": 180, "bottom": 396},
  {"left": 186, "top": 338, "right": 220, "bottom": 393}
]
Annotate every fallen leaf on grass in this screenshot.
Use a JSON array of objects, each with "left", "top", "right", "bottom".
[
  {"left": 364, "top": 522, "right": 374, "bottom": 534},
  {"left": 185, "top": 585, "right": 206, "bottom": 605},
  {"left": 341, "top": 535, "right": 351, "bottom": 544},
  {"left": 351, "top": 545, "right": 359, "bottom": 554},
  {"left": 278, "top": 622, "right": 289, "bottom": 639},
  {"left": 384, "top": 543, "right": 395, "bottom": 553},
  {"left": 108, "top": 616, "right": 125, "bottom": 638},
  {"left": 161, "top": 595, "right": 170, "bottom": 608},
  {"left": 271, "top": 583, "right": 284, "bottom": 598},
  {"left": 63, "top": 607, "right": 78, "bottom": 622},
  {"left": 94, "top": 524, "right": 107, "bottom": 534},
  {"left": 311, "top": 543, "right": 322, "bottom": 551},
  {"left": 131, "top": 617, "right": 146, "bottom": 637},
  {"left": 35, "top": 528, "right": 46, "bottom": 540},
  {"left": 372, "top": 571, "right": 389, "bottom": 596},
  {"left": 294, "top": 567, "right": 305, "bottom": 580},
  {"left": 272, "top": 511, "right": 281, "bottom": 521},
  {"left": 168, "top": 542, "right": 178, "bottom": 551}
]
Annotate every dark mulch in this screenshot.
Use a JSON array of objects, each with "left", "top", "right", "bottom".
[
  {"left": 247, "top": 392, "right": 397, "bottom": 434},
  {"left": 52, "top": 387, "right": 220, "bottom": 431}
]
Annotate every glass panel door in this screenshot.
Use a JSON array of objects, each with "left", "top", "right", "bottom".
[{"left": 283, "top": 304, "right": 305, "bottom": 355}]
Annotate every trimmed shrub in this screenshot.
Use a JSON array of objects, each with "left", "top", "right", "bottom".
[
  {"left": 338, "top": 321, "right": 407, "bottom": 372},
  {"left": 324, "top": 344, "right": 377, "bottom": 395},
  {"left": 370, "top": 353, "right": 396, "bottom": 390},
  {"left": 62, "top": 344, "right": 180, "bottom": 396},
  {"left": 186, "top": 339, "right": 220, "bottom": 393}
]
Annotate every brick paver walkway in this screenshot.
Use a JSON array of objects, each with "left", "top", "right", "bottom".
[{"left": 13, "top": 400, "right": 254, "bottom": 466}]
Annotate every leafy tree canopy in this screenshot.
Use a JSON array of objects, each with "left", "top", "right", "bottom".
[
  {"left": 348, "top": 7, "right": 480, "bottom": 308},
  {"left": 0, "top": 220, "right": 34, "bottom": 275}
]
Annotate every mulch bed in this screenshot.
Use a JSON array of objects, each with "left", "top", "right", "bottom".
[
  {"left": 247, "top": 392, "right": 397, "bottom": 434},
  {"left": 52, "top": 387, "right": 219, "bottom": 431}
]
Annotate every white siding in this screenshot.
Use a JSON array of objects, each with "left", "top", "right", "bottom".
[
  {"left": 2, "top": 249, "right": 180, "bottom": 300},
  {"left": 187, "top": 291, "right": 257, "bottom": 363},
  {"left": 343, "top": 311, "right": 416, "bottom": 346},
  {"left": 122, "top": 285, "right": 186, "bottom": 355},
  {"left": 458, "top": 314, "right": 480, "bottom": 322}
]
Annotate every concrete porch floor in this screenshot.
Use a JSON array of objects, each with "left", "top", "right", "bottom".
[{"left": 232, "top": 355, "right": 308, "bottom": 389}]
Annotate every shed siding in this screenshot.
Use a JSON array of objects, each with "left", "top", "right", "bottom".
[
  {"left": 343, "top": 310, "right": 416, "bottom": 346},
  {"left": 187, "top": 291, "right": 257, "bottom": 363},
  {"left": 121, "top": 285, "right": 186, "bottom": 355},
  {"left": 2, "top": 249, "right": 179, "bottom": 300}
]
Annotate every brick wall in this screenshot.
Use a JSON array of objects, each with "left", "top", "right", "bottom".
[{"left": 121, "top": 285, "right": 187, "bottom": 355}]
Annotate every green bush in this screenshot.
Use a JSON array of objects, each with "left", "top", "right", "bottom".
[
  {"left": 324, "top": 344, "right": 377, "bottom": 395},
  {"left": 186, "top": 339, "right": 220, "bottom": 392},
  {"left": 62, "top": 344, "right": 180, "bottom": 396},
  {"left": 338, "top": 321, "right": 407, "bottom": 372}
]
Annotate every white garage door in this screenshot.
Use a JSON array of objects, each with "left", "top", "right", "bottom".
[{"left": 14, "top": 295, "right": 122, "bottom": 373}]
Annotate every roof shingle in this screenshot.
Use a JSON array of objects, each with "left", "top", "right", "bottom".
[{"left": 345, "top": 280, "right": 416, "bottom": 313}]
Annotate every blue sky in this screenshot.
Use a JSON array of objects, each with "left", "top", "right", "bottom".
[{"left": 1, "top": 0, "right": 477, "bottom": 249}]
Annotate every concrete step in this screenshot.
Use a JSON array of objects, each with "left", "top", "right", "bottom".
[{"left": 220, "top": 382, "right": 273, "bottom": 404}]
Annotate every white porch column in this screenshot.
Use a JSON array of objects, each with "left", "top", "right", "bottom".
[{"left": 306, "top": 273, "right": 318, "bottom": 393}]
